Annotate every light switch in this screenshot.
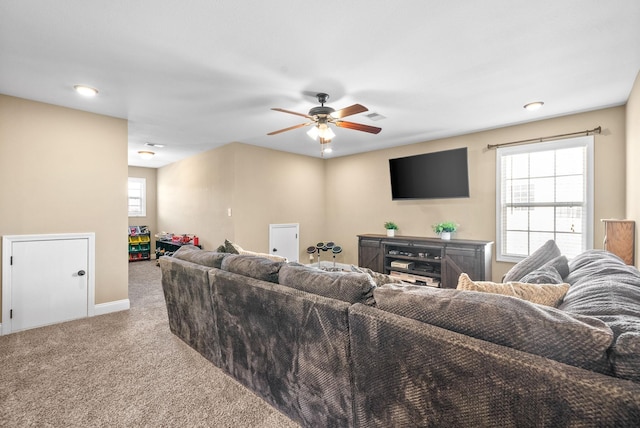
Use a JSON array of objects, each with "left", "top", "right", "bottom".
[{"left": 227, "top": 208, "right": 232, "bottom": 217}]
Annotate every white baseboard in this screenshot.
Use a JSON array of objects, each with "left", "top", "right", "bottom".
[{"left": 94, "top": 299, "right": 130, "bottom": 316}]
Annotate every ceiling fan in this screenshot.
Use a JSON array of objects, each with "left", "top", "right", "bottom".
[{"left": 267, "top": 93, "right": 381, "bottom": 154}]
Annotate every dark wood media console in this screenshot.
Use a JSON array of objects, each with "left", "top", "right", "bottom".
[{"left": 358, "top": 234, "right": 493, "bottom": 288}]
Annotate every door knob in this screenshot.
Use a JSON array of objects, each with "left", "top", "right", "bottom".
[{"left": 77, "top": 270, "right": 86, "bottom": 276}]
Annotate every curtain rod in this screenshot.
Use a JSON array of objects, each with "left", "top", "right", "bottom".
[{"left": 487, "top": 126, "right": 601, "bottom": 150}]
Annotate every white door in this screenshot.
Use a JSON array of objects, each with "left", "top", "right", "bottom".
[
  {"left": 7, "top": 237, "right": 90, "bottom": 332},
  {"left": 269, "top": 223, "right": 299, "bottom": 262}
]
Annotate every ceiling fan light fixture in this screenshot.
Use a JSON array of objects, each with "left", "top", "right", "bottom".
[
  {"left": 320, "top": 124, "right": 335, "bottom": 140},
  {"left": 306, "top": 126, "right": 319, "bottom": 140},
  {"left": 138, "top": 150, "right": 155, "bottom": 160},
  {"left": 320, "top": 139, "right": 333, "bottom": 156}
]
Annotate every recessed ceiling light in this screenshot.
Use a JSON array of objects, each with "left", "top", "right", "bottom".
[
  {"left": 73, "top": 85, "right": 99, "bottom": 97},
  {"left": 144, "top": 142, "right": 165, "bottom": 148},
  {"left": 524, "top": 101, "right": 544, "bottom": 111},
  {"left": 138, "top": 151, "right": 155, "bottom": 160}
]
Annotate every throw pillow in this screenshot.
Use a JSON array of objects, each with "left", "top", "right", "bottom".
[
  {"left": 541, "top": 255, "right": 570, "bottom": 280},
  {"left": 519, "top": 265, "right": 563, "bottom": 284},
  {"left": 224, "top": 239, "right": 239, "bottom": 254},
  {"left": 374, "top": 284, "right": 613, "bottom": 373},
  {"left": 503, "top": 240, "right": 561, "bottom": 282},
  {"left": 457, "top": 273, "right": 569, "bottom": 307}
]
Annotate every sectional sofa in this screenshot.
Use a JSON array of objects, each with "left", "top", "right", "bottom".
[{"left": 159, "top": 244, "right": 640, "bottom": 427}]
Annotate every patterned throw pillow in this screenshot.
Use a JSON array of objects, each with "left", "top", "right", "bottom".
[
  {"left": 457, "top": 273, "right": 570, "bottom": 307},
  {"left": 503, "top": 240, "right": 561, "bottom": 282}
]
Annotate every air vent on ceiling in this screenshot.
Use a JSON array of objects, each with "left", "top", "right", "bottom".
[{"left": 366, "top": 112, "right": 386, "bottom": 121}]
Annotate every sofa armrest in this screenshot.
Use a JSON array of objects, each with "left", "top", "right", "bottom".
[
  {"left": 210, "top": 268, "right": 355, "bottom": 427},
  {"left": 159, "top": 256, "right": 221, "bottom": 365},
  {"left": 349, "top": 303, "right": 640, "bottom": 428}
]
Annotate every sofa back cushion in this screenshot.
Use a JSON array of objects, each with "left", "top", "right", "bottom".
[
  {"left": 220, "top": 254, "right": 284, "bottom": 283},
  {"left": 171, "top": 245, "right": 227, "bottom": 268},
  {"left": 559, "top": 249, "right": 640, "bottom": 381},
  {"left": 279, "top": 264, "right": 376, "bottom": 305},
  {"left": 375, "top": 284, "right": 614, "bottom": 373}
]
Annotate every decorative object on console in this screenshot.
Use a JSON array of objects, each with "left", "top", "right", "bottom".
[
  {"left": 384, "top": 221, "right": 398, "bottom": 237},
  {"left": 432, "top": 221, "right": 458, "bottom": 240}
]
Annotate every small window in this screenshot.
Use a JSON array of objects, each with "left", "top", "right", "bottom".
[
  {"left": 496, "top": 136, "right": 594, "bottom": 262},
  {"left": 128, "top": 177, "right": 146, "bottom": 217}
]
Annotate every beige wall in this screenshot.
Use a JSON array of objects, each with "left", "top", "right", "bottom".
[
  {"left": 0, "top": 95, "right": 129, "bottom": 319},
  {"left": 626, "top": 70, "right": 640, "bottom": 268},
  {"left": 157, "top": 107, "right": 626, "bottom": 280},
  {"left": 326, "top": 106, "right": 627, "bottom": 280},
  {"left": 157, "top": 142, "right": 325, "bottom": 262},
  {"left": 128, "top": 166, "right": 158, "bottom": 249}
]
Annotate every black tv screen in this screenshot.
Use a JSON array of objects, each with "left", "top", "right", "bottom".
[{"left": 389, "top": 148, "right": 470, "bottom": 200}]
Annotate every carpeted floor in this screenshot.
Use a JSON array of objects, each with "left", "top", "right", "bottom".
[{"left": 0, "top": 260, "right": 299, "bottom": 427}]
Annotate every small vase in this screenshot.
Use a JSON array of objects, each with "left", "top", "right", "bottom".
[
  {"left": 386, "top": 229, "right": 395, "bottom": 237},
  {"left": 440, "top": 231, "right": 451, "bottom": 240}
]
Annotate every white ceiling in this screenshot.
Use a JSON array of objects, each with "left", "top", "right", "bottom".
[{"left": 1, "top": 1, "right": 639, "bottom": 168}]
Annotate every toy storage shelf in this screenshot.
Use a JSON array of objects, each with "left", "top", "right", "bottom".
[{"left": 128, "top": 226, "right": 151, "bottom": 262}]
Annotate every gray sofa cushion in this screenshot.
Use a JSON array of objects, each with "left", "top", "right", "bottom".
[
  {"left": 279, "top": 264, "right": 376, "bottom": 305},
  {"left": 375, "top": 284, "right": 614, "bottom": 373},
  {"left": 503, "top": 239, "right": 561, "bottom": 282},
  {"left": 172, "top": 245, "right": 227, "bottom": 268},
  {"left": 559, "top": 249, "right": 640, "bottom": 381},
  {"left": 220, "top": 254, "right": 284, "bottom": 283}
]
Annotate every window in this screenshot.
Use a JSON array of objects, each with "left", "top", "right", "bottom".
[
  {"left": 496, "top": 136, "right": 594, "bottom": 262},
  {"left": 128, "top": 177, "right": 146, "bottom": 217}
]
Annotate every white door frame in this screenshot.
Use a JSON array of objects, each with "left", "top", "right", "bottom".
[{"left": 2, "top": 233, "right": 96, "bottom": 335}]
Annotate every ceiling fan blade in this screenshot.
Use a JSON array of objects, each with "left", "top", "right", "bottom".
[
  {"left": 331, "top": 104, "right": 368, "bottom": 119},
  {"left": 335, "top": 120, "right": 382, "bottom": 134},
  {"left": 267, "top": 122, "right": 312, "bottom": 135},
  {"left": 271, "top": 108, "right": 312, "bottom": 119}
]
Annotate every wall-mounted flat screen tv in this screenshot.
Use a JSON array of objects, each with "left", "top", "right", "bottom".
[{"left": 389, "top": 147, "right": 470, "bottom": 200}]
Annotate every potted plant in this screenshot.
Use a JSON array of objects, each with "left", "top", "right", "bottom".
[
  {"left": 384, "top": 221, "right": 399, "bottom": 237},
  {"left": 432, "top": 221, "right": 458, "bottom": 240}
]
